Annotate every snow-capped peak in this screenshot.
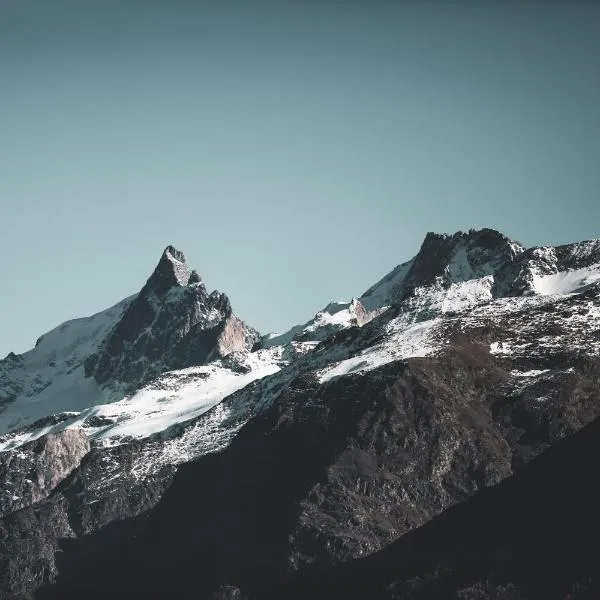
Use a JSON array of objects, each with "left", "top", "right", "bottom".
[{"left": 360, "top": 228, "right": 525, "bottom": 311}]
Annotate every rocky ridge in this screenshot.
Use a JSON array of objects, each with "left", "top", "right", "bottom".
[
  {"left": 0, "top": 229, "right": 599, "bottom": 599},
  {"left": 0, "top": 246, "right": 258, "bottom": 437}
]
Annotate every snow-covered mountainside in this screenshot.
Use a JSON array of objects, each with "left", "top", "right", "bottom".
[
  {"left": 1, "top": 228, "right": 600, "bottom": 600},
  {"left": 0, "top": 246, "right": 258, "bottom": 437}
]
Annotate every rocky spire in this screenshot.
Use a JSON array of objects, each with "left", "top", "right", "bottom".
[
  {"left": 84, "top": 246, "right": 259, "bottom": 391},
  {"left": 143, "top": 245, "right": 192, "bottom": 297}
]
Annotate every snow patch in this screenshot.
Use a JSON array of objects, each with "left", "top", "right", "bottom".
[
  {"left": 510, "top": 369, "right": 551, "bottom": 377},
  {"left": 0, "top": 349, "right": 282, "bottom": 451},
  {"left": 532, "top": 263, "right": 600, "bottom": 296},
  {"left": 319, "top": 318, "right": 439, "bottom": 383}
]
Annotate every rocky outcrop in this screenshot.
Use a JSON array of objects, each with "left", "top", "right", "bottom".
[
  {"left": 494, "top": 238, "right": 600, "bottom": 297},
  {"left": 85, "top": 246, "right": 259, "bottom": 392},
  {"left": 0, "top": 438, "right": 176, "bottom": 599},
  {"left": 361, "top": 229, "right": 525, "bottom": 310},
  {"left": 215, "top": 315, "right": 259, "bottom": 358},
  {"left": 407, "top": 228, "right": 522, "bottom": 289},
  {"left": 0, "top": 429, "right": 90, "bottom": 517}
]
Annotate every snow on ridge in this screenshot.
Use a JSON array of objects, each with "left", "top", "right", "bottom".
[
  {"left": 360, "top": 258, "right": 414, "bottom": 311},
  {"left": 0, "top": 348, "right": 283, "bottom": 452},
  {"left": 263, "top": 299, "right": 365, "bottom": 348},
  {"left": 0, "top": 295, "right": 135, "bottom": 436},
  {"left": 318, "top": 318, "right": 439, "bottom": 384},
  {"left": 24, "top": 295, "right": 135, "bottom": 365},
  {"left": 532, "top": 263, "right": 600, "bottom": 296}
]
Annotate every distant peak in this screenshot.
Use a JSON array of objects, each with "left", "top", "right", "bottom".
[
  {"left": 144, "top": 245, "right": 192, "bottom": 296},
  {"left": 422, "top": 228, "right": 511, "bottom": 246},
  {"left": 163, "top": 245, "right": 187, "bottom": 265},
  {"left": 410, "top": 228, "right": 523, "bottom": 287}
]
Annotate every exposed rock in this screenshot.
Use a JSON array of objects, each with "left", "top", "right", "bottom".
[
  {"left": 0, "top": 429, "right": 90, "bottom": 517},
  {"left": 1, "top": 229, "right": 599, "bottom": 600},
  {"left": 0, "top": 439, "right": 175, "bottom": 599},
  {"left": 215, "top": 315, "right": 259, "bottom": 358},
  {"left": 85, "top": 246, "right": 259, "bottom": 392},
  {"left": 263, "top": 413, "right": 600, "bottom": 600},
  {"left": 34, "top": 332, "right": 600, "bottom": 598}
]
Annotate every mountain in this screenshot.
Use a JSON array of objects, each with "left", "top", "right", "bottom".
[
  {"left": 0, "top": 229, "right": 599, "bottom": 599},
  {"left": 0, "top": 246, "right": 258, "bottom": 439},
  {"left": 264, "top": 409, "right": 600, "bottom": 600}
]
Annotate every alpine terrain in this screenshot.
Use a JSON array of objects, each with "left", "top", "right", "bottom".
[{"left": 1, "top": 228, "right": 600, "bottom": 599}]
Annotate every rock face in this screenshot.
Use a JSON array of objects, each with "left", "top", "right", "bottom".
[
  {"left": 0, "top": 245, "right": 258, "bottom": 436},
  {"left": 0, "top": 229, "right": 599, "bottom": 600},
  {"left": 360, "top": 228, "right": 524, "bottom": 310},
  {"left": 0, "top": 429, "right": 90, "bottom": 517},
  {"left": 265, "top": 412, "right": 600, "bottom": 600},
  {"left": 85, "top": 246, "right": 259, "bottom": 392},
  {"left": 0, "top": 439, "right": 175, "bottom": 599}
]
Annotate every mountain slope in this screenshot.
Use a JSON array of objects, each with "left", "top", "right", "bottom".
[
  {"left": 263, "top": 410, "right": 600, "bottom": 600},
  {"left": 1, "top": 228, "right": 599, "bottom": 600},
  {"left": 0, "top": 246, "right": 258, "bottom": 437}
]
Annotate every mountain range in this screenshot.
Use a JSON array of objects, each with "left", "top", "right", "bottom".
[{"left": 1, "top": 227, "right": 599, "bottom": 599}]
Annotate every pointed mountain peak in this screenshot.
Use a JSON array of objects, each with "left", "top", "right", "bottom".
[
  {"left": 160, "top": 245, "right": 190, "bottom": 285},
  {"left": 144, "top": 245, "right": 193, "bottom": 296}
]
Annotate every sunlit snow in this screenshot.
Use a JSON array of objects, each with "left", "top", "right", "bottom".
[
  {"left": 532, "top": 263, "right": 600, "bottom": 296},
  {"left": 318, "top": 318, "right": 439, "bottom": 383}
]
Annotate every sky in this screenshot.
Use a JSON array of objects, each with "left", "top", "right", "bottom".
[{"left": 1, "top": 1, "right": 599, "bottom": 357}]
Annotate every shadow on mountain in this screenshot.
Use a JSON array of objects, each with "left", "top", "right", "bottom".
[
  {"left": 263, "top": 414, "right": 600, "bottom": 599},
  {"left": 35, "top": 353, "right": 600, "bottom": 600},
  {"left": 37, "top": 371, "right": 393, "bottom": 599}
]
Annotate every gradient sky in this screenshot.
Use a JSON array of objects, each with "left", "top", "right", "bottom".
[{"left": 1, "top": 1, "right": 599, "bottom": 357}]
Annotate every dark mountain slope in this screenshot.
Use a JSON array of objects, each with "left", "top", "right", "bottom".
[
  {"left": 37, "top": 333, "right": 600, "bottom": 599},
  {"left": 263, "top": 411, "right": 600, "bottom": 600}
]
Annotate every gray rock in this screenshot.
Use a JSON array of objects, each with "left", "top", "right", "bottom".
[{"left": 0, "top": 429, "right": 90, "bottom": 517}]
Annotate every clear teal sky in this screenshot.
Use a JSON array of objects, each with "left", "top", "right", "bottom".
[{"left": 1, "top": 1, "right": 599, "bottom": 356}]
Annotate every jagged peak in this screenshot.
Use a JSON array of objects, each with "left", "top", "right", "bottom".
[
  {"left": 361, "top": 228, "right": 525, "bottom": 311},
  {"left": 410, "top": 227, "right": 522, "bottom": 286},
  {"left": 163, "top": 245, "right": 186, "bottom": 263},
  {"left": 143, "top": 245, "right": 192, "bottom": 296},
  {"left": 161, "top": 245, "right": 190, "bottom": 286},
  {"left": 420, "top": 228, "right": 519, "bottom": 252}
]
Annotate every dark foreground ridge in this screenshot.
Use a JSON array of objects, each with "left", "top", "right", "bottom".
[
  {"left": 37, "top": 344, "right": 600, "bottom": 599},
  {"left": 264, "top": 413, "right": 600, "bottom": 600},
  {"left": 36, "top": 413, "right": 600, "bottom": 599}
]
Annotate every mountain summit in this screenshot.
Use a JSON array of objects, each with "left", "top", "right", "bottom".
[
  {"left": 84, "top": 245, "right": 259, "bottom": 391},
  {"left": 361, "top": 228, "right": 524, "bottom": 310},
  {"left": 0, "top": 246, "right": 258, "bottom": 435},
  {"left": 145, "top": 245, "right": 194, "bottom": 294}
]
